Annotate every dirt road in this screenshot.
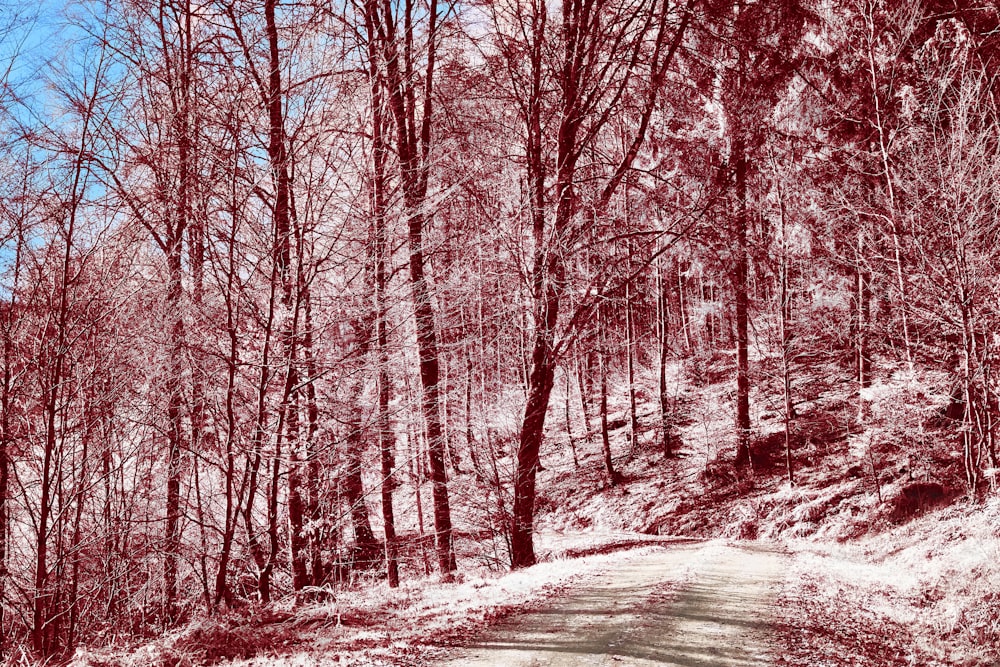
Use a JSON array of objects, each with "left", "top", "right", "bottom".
[{"left": 436, "top": 541, "right": 787, "bottom": 666}]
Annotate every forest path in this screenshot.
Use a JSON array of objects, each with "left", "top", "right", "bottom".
[{"left": 435, "top": 541, "right": 787, "bottom": 666}]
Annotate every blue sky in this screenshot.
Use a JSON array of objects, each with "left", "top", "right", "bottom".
[
  {"left": 0, "top": 1, "right": 103, "bottom": 280},
  {"left": 2, "top": 0, "right": 95, "bottom": 116}
]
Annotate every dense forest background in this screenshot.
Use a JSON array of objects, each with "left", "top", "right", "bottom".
[{"left": 0, "top": 0, "right": 998, "bottom": 660}]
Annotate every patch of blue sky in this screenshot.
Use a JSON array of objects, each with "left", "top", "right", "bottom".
[
  {"left": 0, "top": 1, "right": 122, "bottom": 294},
  {"left": 2, "top": 0, "right": 132, "bottom": 133},
  {"left": 2, "top": 1, "right": 63, "bottom": 100}
]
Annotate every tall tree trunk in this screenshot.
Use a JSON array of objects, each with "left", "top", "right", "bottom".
[
  {"left": 35, "top": 326, "right": 64, "bottom": 653},
  {"left": 163, "top": 243, "right": 185, "bottom": 623},
  {"left": 0, "top": 228, "right": 20, "bottom": 658},
  {"left": 67, "top": 389, "right": 93, "bottom": 651},
  {"left": 598, "top": 305, "right": 619, "bottom": 485},
  {"left": 243, "top": 265, "right": 278, "bottom": 602},
  {"left": 565, "top": 371, "right": 579, "bottom": 467},
  {"left": 261, "top": 340, "right": 303, "bottom": 600},
  {"left": 0, "top": 342, "right": 8, "bottom": 659},
  {"left": 377, "top": 327, "right": 399, "bottom": 587},
  {"left": 465, "top": 342, "right": 476, "bottom": 466},
  {"left": 366, "top": 0, "right": 456, "bottom": 576},
  {"left": 367, "top": 53, "right": 400, "bottom": 584},
  {"left": 777, "top": 178, "right": 794, "bottom": 486},
  {"left": 658, "top": 257, "right": 674, "bottom": 458},
  {"left": 101, "top": 401, "right": 120, "bottom": 624},
  {"left": 678, "top": 263, "right": 691, "bottom": 353},
  {"left": 862, "top": 4, "right": 912, "bottom": 369},
  {"left": 302, "top": 295, "right": 325, "bottom": 587},
  {"left": 577, "top": 356, "right": 593, "bottom": 438},
  {"left": 406, "top": 376, "right": 432, "bottom": 575},
  {"left": 856, "top": 232, "right": 872, "bottom": 390},
  {"left": 259, "top": 412, "right": 283, "bottom": 601},
  {"left": 510, "top": 357, "right": 557, "bottom": 568},
  {"left": 733, "top": 135, "right": 753, "bottom": 470},
  {"left": 287, "top": 367, "right": 310, "bottom": 591},
  {"left": 215, "top": 275, "right": 239, "bottom": 607},
  {"left": 163, "top": 0, "right": 194, "bottom": 621},
  {"left": 213, "top": 176, "right": 243, "bottom": 608},
  {"left": 960, "top": 291, "right": 982, "bottom": 492},
  {"left": 506, "top": 0, "right": 688, "bottom": 569},
  {"left": 510, "top": 0, "right": 571, "bottom": 567},
  {"left": 625, "top": 272, "right": 639, "bottom": 456},
  {"left": 263, "top": 0, "right": 309, "bottom": 595},
  {"left": 185, "top": 38, "right": 208, "bottom": 605},
  {"left": 36, "top": 133, "right": 85, "bottom": 655}
]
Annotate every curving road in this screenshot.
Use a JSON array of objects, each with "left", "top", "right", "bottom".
[{"left": 436, "top": 542, "right": 787, "bottom": 666}]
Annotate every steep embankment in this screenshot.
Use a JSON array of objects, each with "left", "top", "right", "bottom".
[{"left": 524, "top": 361, "right": 1000, "bottom": 666}]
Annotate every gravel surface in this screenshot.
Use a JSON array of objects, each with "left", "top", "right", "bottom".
[{"left": 435, "top": 541, "right": 788, "bottom": 666}]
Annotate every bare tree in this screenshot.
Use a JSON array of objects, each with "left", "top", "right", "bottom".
[
  {"left": 361, "top": 0, "right": 457, "bottom": 575},
  {"left": 488, "top": 0, "right": 694, "bottom": 567}
]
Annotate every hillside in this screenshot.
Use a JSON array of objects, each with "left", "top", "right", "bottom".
[
  {"left": 528, "top": 359, "right": 1000, "bottom": 666},
  {"left": 63, "top": 357, "right": 1000, "bottom": 667}
]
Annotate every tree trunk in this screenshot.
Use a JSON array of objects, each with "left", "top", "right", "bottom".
[
  {"left": 66, "top": 395, "right": 93, "bottom": 651},
  {"left": 36, "top": 121, "right": 88, "bottom": 653},
  {"left": 510, "top": 357, "right": 556, "bottom": 568},
  {"left": 263, "top": 0, "right": 309, "bottom": 597},
  {"left": 287, "top": 366, "right": 310, "bottom": 591},
  {"left": 377, "top": 330, "right": 399, "bottom": 587},
  {"left": 599, "top": 305, "right": 619, "bottom": 485},
  {"left": 565, "top": 370, "right": 579, "bottom": 467},
  {"left": 678, "top": 263, "right": 691, "bottom": 354},
  {"left": 856, "top": 232, "right": 872, "bottom": 390},
  {"left": 407, "top": 238, "right": 456, "bottom": 574},
  {"left": 0, "top": 344, "right": 8, "bottom": 658},
  {"left": 507, "top": 0, "right": 688, "bottom": 569},
  {"left": 861, "top": 4, "right": 912, "bottom": 369},
  {"left": 658, "top": 258, "right": 673, "bottom": 458},
  {"left": 302, "top": 295, "right": 325, "bottom": 587},
  {"left": 625, "top": 275, "right": 639, "bottom": 456},
  {"left": 215, "top": 271, "right": 239, "bottom": 607},
  {"left": 243, "top": 266, "right": 278, "bottom": 602},
  {"left": 577, "top": 356, "right": 593, "bottom": 438},
  {"left": 733, "top": 136, "right": 753, "bottom": 470},
  {"left": 259, "top": 422, "right": 282, "bottom": 602},
  {"left": 406, "top": 381, "right": 432, "bottom": 575},
  {"left": 960, "top": 291, "right": 982, "bottom": 493},
  {"left": 343, "top": 415, "right": 380, "bottom": 569},
  {"left": 778, "top": 185, "right": 794, "bottom": 486},
  {"left": 366, "top": 0, "right": 456, "bottom": 576},
  {"left": 163, "top": 243, "right": 185, "bottom": 624},
  {"left": 363, "top": 19, "right": 400, "bottom": 586},
  {"left": 0, "top": 229, "right": 20, "bottom": 658}
]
